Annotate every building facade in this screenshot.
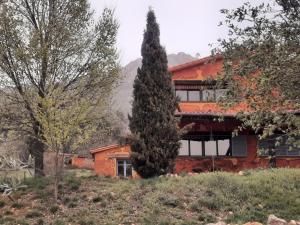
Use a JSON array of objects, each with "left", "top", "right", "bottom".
[
  {"left": 87, "top": 56, "right": 300, "bottom": 178},
  {"left": 171, "top": 55, "right": 300, "bottom": 173}
]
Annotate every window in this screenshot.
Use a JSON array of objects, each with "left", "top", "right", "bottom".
[
  {"left": 117, "top": 160, "right": 132, "bottom": 177},
  {"left": 179, "top": 140, "right": 189, "bottom": 155},
  {"left": 218, "top": 139, "right": 230, "bottom": 155},
  {"left": 188, "top": 90, "right": 201, "bottom": 101},
  {"left": 178, "top": 138, "right": 234, "bottom": 157},
  {"left": 205, "top": 141, "right": 217, "bottom": 156},
  {"left": 175, "top": 90, "right": 188, "bottom": 101},
  {"left": 231, "top": 135, "right": 247, "bottom": 156},
  {"left": 190, "top": 140, "right": 202, "bottom": 156},
  {"left": 175, "top": 88, "right": 228, "bottom": 103}
]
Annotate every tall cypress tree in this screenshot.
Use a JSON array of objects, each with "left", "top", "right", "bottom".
[{"left": 129, "top": 9, "right": 180, "bottom": 178}]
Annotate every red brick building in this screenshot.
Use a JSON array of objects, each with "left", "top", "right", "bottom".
[
  {"left": 171, "top": 55, "right": 300, "bottom": 173},
  {"left": 90, "top": 145, "right": 139, "bottom": 178}
]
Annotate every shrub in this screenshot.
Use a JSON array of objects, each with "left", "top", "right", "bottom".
[
  {"left": 25, "top": 210, "right": 43, "bottom": 218},
  {"left": 11, "top": 202, "right": 23, "bottom": 209},
  {"left": 0, "top": 200, "right": 5, "bottom": 208},
  {"left": 4, "top": 210, "right": 13, "bottom": 215},
  {"left": 49, "top": 205, "right": 59, "bottom": 214},
  {"left": 158, "top": 195, "right": 181, "bottom": 208},
  {"left": 24, "top": 177, "right": 49, "bottom": 190},
  {"left": 92, "top": 196, "right": 102, "bottom": 203},
  {"left": 53, "top": 219, "right": 66, "bottom": 225},
  {"left": 78, "top": 219, "right": 95, "bottom": 225},
  {"left": 35, "top": 219, "right": 44, "bottom": 225},
  {"left": 65, "top": 176, "right": 81, "bottom": 191},
  {"left": 67, "top": 202, "right": 77, "bottom": 208}
]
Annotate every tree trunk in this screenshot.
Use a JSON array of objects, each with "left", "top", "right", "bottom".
[{"left": 26, "top": 136, "right": 46, "bottom": 176}]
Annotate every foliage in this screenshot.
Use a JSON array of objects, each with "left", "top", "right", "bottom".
[
  {"left": 0, "top": 0, "right": 120, "bottom": 175},
  {"left": 129, "top": 9, "right": 180, "bottom": 178},
  {"left": 216, "top": 0, "right": 300, "bottom": 147}
]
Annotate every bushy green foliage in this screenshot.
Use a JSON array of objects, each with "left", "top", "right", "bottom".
[
  {"left": 129, "top": 9, "right": 180, "bottom": 178},
  {"left": 216, "top": 0, "right": 300, "bottom": 145}
]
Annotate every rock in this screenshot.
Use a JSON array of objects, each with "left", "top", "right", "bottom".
[
  {"left": 243, "top": 222, "right": 263, "bottom": 225},
  {"left": 267, "top": 215, "right": 287, "bottom": 225}
]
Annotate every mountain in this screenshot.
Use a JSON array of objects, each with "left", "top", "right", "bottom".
[{"left": 112, "top": 52, "right": 196, "bottom": 120}]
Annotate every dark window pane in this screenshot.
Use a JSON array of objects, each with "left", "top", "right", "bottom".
[
  {"left": 117, "top": 161, "right": 124, "bottom": 177},
  {"left": 126, "top": 161, "right": 132, "bottom": 177},
  {"left": 176, "top": 90, "right": 188, "bottom": 101},
  {"left": 232, "top": 135, "right": 247, "bottom": 156},
  {"left": 188, "top": 90, "right": 200, "bottom": 101}
]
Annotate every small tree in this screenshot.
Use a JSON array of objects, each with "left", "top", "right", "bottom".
[
  {"left": 216, "top": 0, "right": 300, "bottom": 156},
  {"left": 33, "top": 86, "right": 112, "bottom": 201},
  {"left": 129, "top": 9, "right": 180, "bottom": 178}
]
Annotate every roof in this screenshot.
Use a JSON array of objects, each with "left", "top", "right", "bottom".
[
  {"left": 177, "top": 102, "right": 250, "bottom": 117},
  {"left": 90, "top": 144, "right": 120, "bottom": 155},
  {"left": 169, "top": 55, "right": 223, "bottom": 81}
]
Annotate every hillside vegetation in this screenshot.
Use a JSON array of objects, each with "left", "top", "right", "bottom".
[{"left": 0, "top": 168, "right": 299, "bottom": 225}]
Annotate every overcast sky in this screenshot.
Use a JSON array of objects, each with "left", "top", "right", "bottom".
[{"left": 89, "top": 0, "right": 254, "bottom": 66}]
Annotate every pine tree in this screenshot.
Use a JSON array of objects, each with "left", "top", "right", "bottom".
[{"left": 129, "top": 9, "right": 180, "bottom": 178}]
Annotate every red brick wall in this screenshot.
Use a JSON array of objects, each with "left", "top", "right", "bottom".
[
  {"left": 93, "top": 145, "right": 139, "bottom": 178},
  {"left": 71, "top": 157, "right": 94, "bottom": 170}
]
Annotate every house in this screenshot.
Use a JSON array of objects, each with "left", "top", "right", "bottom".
[
  {"left": 171, "top": 55, "right": 300, "bottom": 173},
  {"left": 89, "top": 55, "right": 300, "bottom": 178},
  {"left": 90, "top": 145, "right": 139, "bottom": 178}
]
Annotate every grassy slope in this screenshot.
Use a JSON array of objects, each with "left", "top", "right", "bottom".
[{"left": 0, "top": 168, "right": 300, "bottom": 225}]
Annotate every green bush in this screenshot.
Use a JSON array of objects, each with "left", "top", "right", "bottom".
[{"left": 65, "top": 176, "right": 81, "bottom": 191}]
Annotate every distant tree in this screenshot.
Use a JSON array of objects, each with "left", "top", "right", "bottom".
[
  {"left": 129, "top": 9, "right": 180, "bottom": 178},
  {"left": 216, "top": 0, "right": 300, "bottom": 150},
  {"left": 0, "top": 1, "right": 119, "bottom": 176}
]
